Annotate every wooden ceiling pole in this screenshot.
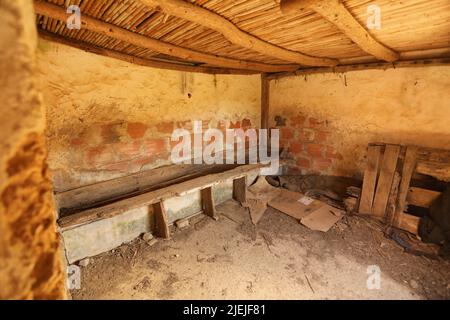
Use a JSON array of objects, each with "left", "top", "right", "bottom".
[
  {"left": 33, "top": 1, "right": 299, "bottom": 73},
  {"left": 280, "top": 0, "right": 400, "bottom": 62},
  {"left": 140, "top": 0, "right": 338, "bottom": 67},
  {"left": 38, "top": 31, "right": 258, "bottom": 75}
]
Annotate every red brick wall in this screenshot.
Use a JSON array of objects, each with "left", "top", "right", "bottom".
[
  {"left": 273, "top": 113, "right": 343, "bottom": 175},
  {"left": 67, "top": 118, "right": 255, "bottom": 175}
]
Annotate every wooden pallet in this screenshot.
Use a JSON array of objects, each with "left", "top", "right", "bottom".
[{"left": 359, "top": 143, "right": 449, "bottom": 235}]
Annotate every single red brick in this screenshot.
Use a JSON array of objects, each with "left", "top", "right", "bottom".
[
  {"left": 315, "top": 130, "right": 329, "bottom": 143},
  {"left": 290, "top": 141, "right": 303, "bottom": 154},
  {"left": 280, "top": 127, "right": 294, "bottom": 140},
  {"left": 84, "top": 145, "right": 115, "bottom": 168},
  {"left": 296, "top": 157, "right": 310, "bottom": 169},
  {"left": 299, "top": 128, "right": 315, "bottom": 142},
  {"left": 241, "top": 118, "right": 252, "bottom": 129},
  {"left": 156, "top": 122, "right": 174, "bottom": 134},
  {"left": 127, "top": 122, "right": 148, "bottom": 139},
  {"left": 309, "top": 118, "right": 327, "bottom": 129},
  {"left": 291, "top": 115, "right": 306, "bottom": 127},
  {"left": 113, "top": 140, "right": 142, "bottom": 160},
  {"left": 306, "top": 143, "right": 324, "bottom": 157},
  {"left": 143, "top": 138, "right": 167, "bottom": 156},
  {"left": 229, "top": 121, "right": 241, "bottom": 129},
  {"left": 312, "top": 158, "right": 332, "bottom": 171},
  {"left": 104, "top": 162, "right": 129, "bottom": 172},
  {"left": 326, "top": 146, "right": 343, "bottom": 160},
  {"left": 70, "top": 137, "right": 83, "bottom": 146}
]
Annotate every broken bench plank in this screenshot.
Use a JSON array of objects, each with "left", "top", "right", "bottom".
[
  {"left": 372, "top": 145, "right": 401, "bottom": 218},
  {"left": 406, "top": 187, "right": 441, "bottom": 208},
  {"left": 359, "top": 145, "right": 382, "bottom": 214},
  {"left": 58, "top": 164, "right": 263, "bottom": 230}
]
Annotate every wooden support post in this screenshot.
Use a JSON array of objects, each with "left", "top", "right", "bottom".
[
  {"left": 261, "top": 74, "right": 270, "bottom": 130},
  {"left": 152, "top": 201, "right": 170, "bottom": 239},
  {"left": 233, "top": 176, "right": 247, "bottom": 204},
  {"left": 201, "top": 187, "right": 218, "bottom": 220}
]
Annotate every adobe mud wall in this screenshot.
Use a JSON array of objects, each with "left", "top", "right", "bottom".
[
  {"left": 270, "top": 66, "right": 450, "bottom": 178},
  {"left": 37, "top": 41, "right": 261, "bottom": 192},
  {"left": 0, "top": 0, "right": 65, "bottom": 300}
]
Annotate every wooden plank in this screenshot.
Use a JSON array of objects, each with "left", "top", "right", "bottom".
[
  {"left": 393, "top": 146, "right": 418, "bottom": 227},
  {"left": 372, "top": 145, "right": 401, "bottom": 218},
  {"left": 397, "top": 213, "right": 420, "bottom": 235},
  {"left": 406, "top": 187, "right": 441, "bottom": 208},
  {"left": 261, "top": 74, "right": 270, "bottom": 130},
  {"left": 359, "top": 145, "right": 382, "bottom": 214},
  {"left": 33, "top": 1, "right": 299, "bottom": 72},
  {"left": 58, "top": 164, "right": 263, "bottom": 229},
  {"left": 201, "top": 187, "right": 218, "bottom": 220},
  {"left": 233, "top": 176, "right": 247, "bottom": 204},
  {"left": 153, "top": 202, "right": 170, "bottom": 239},
  {"left": 415, "top": 161, "right": 450, "bottom": 182},
  {"left": 141, "top": 0, "right": 337, "bottom": 67},
  {"left": 56, "top": 163, "right": 237, "bottom": 214},
  {"left": 280, "top": 0, "right": 399, "bottom": 62}
]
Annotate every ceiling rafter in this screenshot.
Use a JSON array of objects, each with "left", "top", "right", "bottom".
[
  {"left": 34, "top": 1, "right": 300, "bottom": 73},
  {"left": 139, "top": 0, "right": 338, "bottom": 67},
  {"left": 280, "top": 0, "right": 400, "bottom": 62}
]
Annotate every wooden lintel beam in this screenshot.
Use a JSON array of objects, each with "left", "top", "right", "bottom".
[
  {"left": 265, "top": 58, "right": 450, "bottom": 80},
  {"left": 281, "top": 0, "right": 399, "bottom": 62},
  {"left": 38, "top": 30, "right": 258, "bottom": 75},
  {"left": 140, "top": 0, "right": 338, "bottom": 67},
  {"left": 34, "top": 1, "right": 299, "bottom": 73}
]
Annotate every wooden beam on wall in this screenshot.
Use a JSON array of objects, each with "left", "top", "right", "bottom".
[
  {"left": 34, "top": 1, "right": 299, "bottom": 73},
  {"left": 261, "top": 74, "right": 270, "bottom": 129},
  {"left": 265, "top": 58, "right": 450, "bottom": 80},
  {"left": 38, "top": 31, "right": 257, "bottom": 76},
  {"left": 280, "top": 0, "right": 399, "bottom": 62},
  {"left": 141, "top": 0, "right": 338, "bottom": 67}
]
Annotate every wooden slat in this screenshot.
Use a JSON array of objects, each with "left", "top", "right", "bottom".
[
  {"left": 34, "top": 1, "right": 299, "bottom": 72},
  {"left": 393, "top": 146, "right": 418, "bottom": 227},
  {"left": 233, "top": 176, "right": 247, "bottom": 204},
  {"left": 153, "top": 202, "right": 170, "bottom": 239},
  {"left": 141, "top": 0, "right": 337, "bottom": 67},
  {"left": 372, "top": 145, "right": 401, "bottom": 218},
  {"left": 280, "top": 0, "right": 399, "bottom": 62},
  {"left": 201, "top": 187, "right": 218, "bottom": 220},
  {"left": 406, "top": 187, "right": 441, "bottom": 208},
  {"left": 359, "top": 145, "right": 381, "bottom": 214},
  {"left": 415, "top": 161, "right": 450, "bottom": 182}
]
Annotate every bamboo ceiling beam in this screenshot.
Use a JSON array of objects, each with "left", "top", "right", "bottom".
[
  {"left": 140, "top": 0, "right": 338, "bottom": 67},
  {"left": 280, "top": 0, "right": 400, "bottom": 62},
  {"left": 33, "top": 1, "right": 299, "bottom": 73},
  {"left": 38, "top": 31, "right": 258, "bottom": 75}
]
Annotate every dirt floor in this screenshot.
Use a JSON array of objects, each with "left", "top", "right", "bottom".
[{"left": 71, "top": 200, "right": 450, "bottom": 300}]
